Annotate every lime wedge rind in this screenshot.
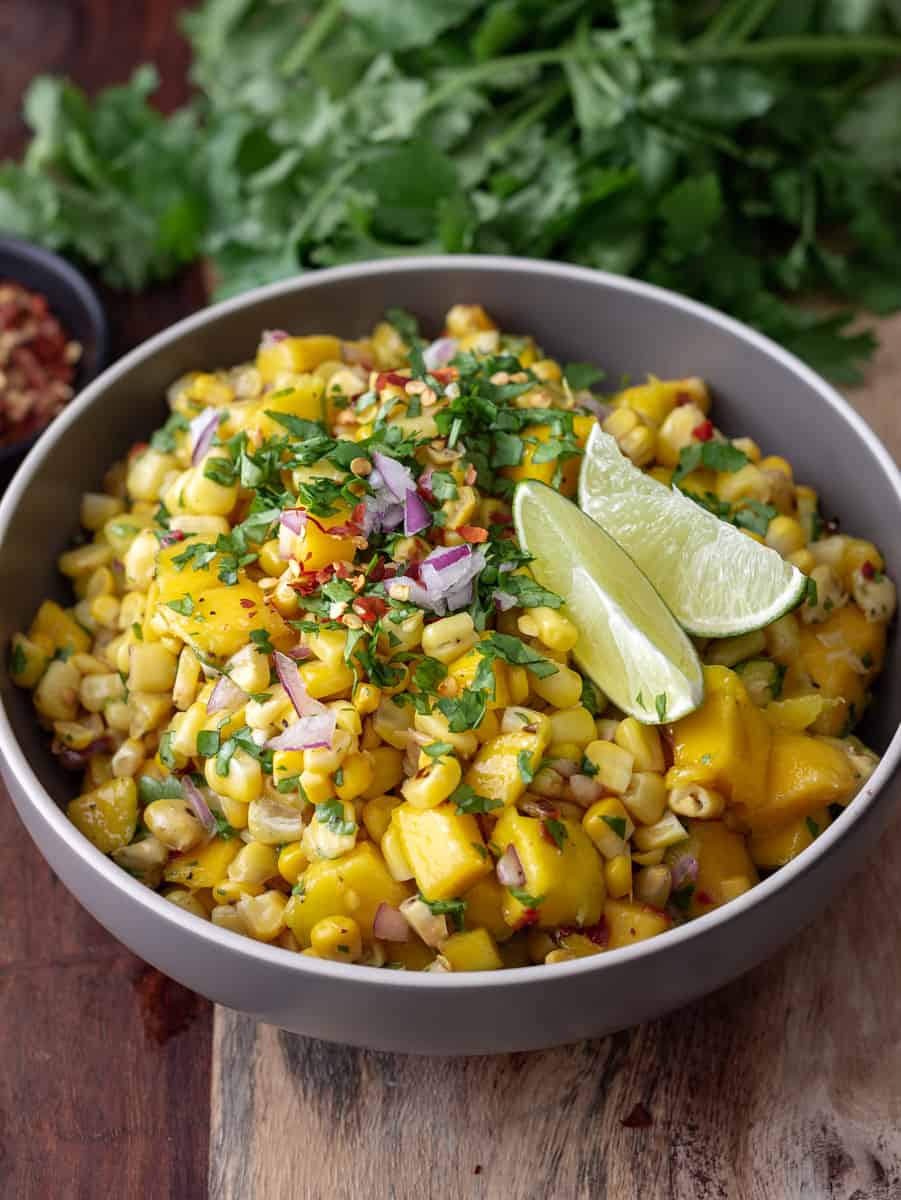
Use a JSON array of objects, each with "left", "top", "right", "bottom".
[
  {"left": 578, "top": 426, "right": 807, "bottom": 639},
  {"left": 513, "top": 480, "right": 704, "bottom": 725}
]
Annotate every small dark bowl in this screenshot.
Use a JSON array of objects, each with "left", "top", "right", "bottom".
[{"left": 0, "top": 236, "right": 109, "bottom": 487}]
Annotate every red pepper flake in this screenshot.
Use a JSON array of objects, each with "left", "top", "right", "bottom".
[
  {"left": 458, "top": 525, "right": 489, "bottom": 543},
  {"left": 0, "top": 281, "right": 81, "bottom": 444},
  {"left": 861, "top": 561, "right": 875, "bottom": 580},
  {"left": 674, "top": 391, "right": 693, "bottom": 406},
  {"left": 334, "top": 560, "right": 353, "bottom": 580},
  {"left": 430, "top": 366, "right": 458, "bottom": 384},
  {"left": 129, "top": 441, "right": 150, "bottom": 459},
  {"left": 239, "top": 598, "right": 256, "bottom": 610},
  {"left": 621, "top": 1102, "right": 653, "bottom": 1129},
  {"left": 353, "top": 595, "right": 388, "bottom": 622},
  {"left": 692, "top": 420, "right": 714, "bottom": 442},
  {"left": 515, "top": 908, "right": 540, "bottom": 929},
  {"left": 473, "top": 1165, "right": 482, "bottom": 1176},
  {"left": 581, "top": 917, "right": 610, "bottom": 948},
  {"left": 696, "top": 889, "right": 713, "bottom": 906},
  {"left": 375, "top": 371, "right": 409, "bottom": 392}
]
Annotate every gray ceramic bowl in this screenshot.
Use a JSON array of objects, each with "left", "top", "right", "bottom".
[{"left": 1, "top": 257, "right": 898, "bottom": 1055}]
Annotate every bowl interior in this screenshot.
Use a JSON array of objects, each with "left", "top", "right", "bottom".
[
  {"left": 0, "top": 236, "right": 108, "bottom": 461},
  {"left": 1, "top": 259, "right": 899, "bottom": 812}
]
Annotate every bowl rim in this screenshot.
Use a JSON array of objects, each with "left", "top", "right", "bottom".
[
  {"left": 0, "top": 234, "right": 110, "bottom": 463},
  {"left": 1, "top": 253, "right": 899, "bottom": 991}
]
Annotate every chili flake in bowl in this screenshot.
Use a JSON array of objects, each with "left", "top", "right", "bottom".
[
  {"left": 0, "top": 280, "right": 82, "bottom": 443},
  {"left": 0, "top": 236, "right": 108, "bottom": 485}
]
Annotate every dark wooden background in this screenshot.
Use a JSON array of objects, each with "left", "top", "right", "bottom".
[
  {"left": 0, "top": 5, "right": 211, "bottom": 1199},
  {"left": 1, "top": 5, "right": 900, "bottom": 1200}
]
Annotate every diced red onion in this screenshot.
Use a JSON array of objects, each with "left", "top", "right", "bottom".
[
  {"left": 182, "top": 776, "right": 216, "bottom": 836},
  {"left": 372, "top": 451, "right": 415, "bottom": 502},
  {"left": 426, "top": 544, "right": 470, "bottom": 572},
  {"left": 496, "top": 843, "right": 526, "bottom": 888},
  {"left": 53, "top": 735, "right": 113, "bottom": 770},
  {"left": 373, "top": 902, "right": 410, "bottom": 942},
  {"left": 670, "top": 854, "right": 698, "bottom": 888},
  {"left": 368, "top": 468, "right": 384, "bottom": 490},
  {"left": 285, "top": 645, "right": 312, "bottom": 661},
  {"left": 266, "top": 711, "right": 336, "bottom": 751},
  {"left": 578, "top": 394, "right": 612, "bottom": 421},
  {"left": 261, "top": 329, "right": 289, "bottom": 345},
  {"left": 159, "top": 530, "right": 186, "bottom": 549},
  {"left": 423, "top": 337, "right": 458, "bottom": 371},
  {"left": 362, "top": 493, "right": 404, "bottom": 537},
  {"left": 404, "top": 490, "right": 431, "bottom": 536},
  {"left": 392, "top": 544, "right": 486, "bottom": 615},
  {"left": 190, "top": 408, "right": 220, "bottom": 465},
  {"left": 274, "top": 650, "right": 326, "bottom": 719},
  {"left": 569, "top": 774, "right": 602, "bottom": 806},
  {"left": 493, "top": 589, "right": 517, "bottom": 612},
  {"left": 207, "top": 674, "right": 248, "bottom": 714},
  {"left": 279, "top": 508, "right": 307, "bottom": 559},
  {"left": 551, "top": 757, "right": 579, "bottom": 779}
]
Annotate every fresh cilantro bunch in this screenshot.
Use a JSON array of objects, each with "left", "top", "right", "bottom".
[{"left": 3, "top": 2, "right": 901, "bottom": 381}]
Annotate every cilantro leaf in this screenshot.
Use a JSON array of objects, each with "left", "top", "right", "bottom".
[
  {"left": 418, "top": 894, "right": 466, "bottom": 932},
  {"left": 315, "top": 798, "right": 356, "bottom": 837},
  {"left": 509, "top": 887, "right": 544, "bottom": 909},
  {"left": 564, "top": 363, "right": 605, "bottom": 390},
  {"left": 544, "top": 818, "right": 568, "bottom": 849},
  {"left": 437, "top": 691, "right": 487, "bottom": 732},
  {"left": 450, "top": 784, "right": 502, "bottom": 816}
]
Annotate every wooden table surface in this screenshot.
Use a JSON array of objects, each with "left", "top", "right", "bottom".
[{"left": 1, "top": 7, "right": 900, "bottom": 1199}]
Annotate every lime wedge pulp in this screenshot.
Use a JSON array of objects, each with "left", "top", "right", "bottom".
[
  {"left": 578, "top": 426, "right": 807, "bottom": 638},
  {"left": 513, "top": 480, "right": 704, "bottom": 724}
]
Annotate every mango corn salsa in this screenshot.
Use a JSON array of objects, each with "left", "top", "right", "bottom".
[{"left": 10, "top": 303, "right": 894, "bottom": 972}]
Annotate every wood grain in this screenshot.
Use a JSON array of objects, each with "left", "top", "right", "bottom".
[
  {"left": 210, "top": 323, "right": 901, "bottom": 1200},
  {"left": 0, "top": 6, "right": 211, "bottom": 1199}
]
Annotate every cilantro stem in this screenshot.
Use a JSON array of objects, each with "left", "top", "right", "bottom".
[
  {"left": 280, "top": 0, "right": 344, "bottom": 77},
  {"left": 410, "top": 35, "right": 901, "bottom": 129},
  {"left": 668, "top": 35, "right": 901, "bottom": 64},
  {"left": 487, "top": 81, "right": 568, "bottom": 158},
  {"left": 726, "top": 0, "right": 781, "bottom": 45}
]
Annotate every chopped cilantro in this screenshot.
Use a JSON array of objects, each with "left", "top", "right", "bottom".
[
  {"left": 670, "top": 884, "right": 695, "bottom": 912},
  {"left": 602, "top": 814, "right": 627, "bottom": 840},
  {"left": 214, "top": 813, "right": 237, "bottom": 840},
  {"left": 485, "top": 632, "right": 557, "bottom": 678},
  {"left": 804, "top": 577, "right": 819, "bottom": 608},
  {"left": 450, "top": 784, "right": 502, "bottom": 816},
  {"left": 437, "top": 690, "right": 486, "bottom": 732},
  {"left": 544, "top": 818, "right": 568, "bottom": 849},
  {"left": 384, "top": 307, "right": 420, "bottom": 343},
  {"left": 315, "top": 797, "right": 356, "bottom": 836},
  {"left": 430, "top": 471, "right": 458, "bottom": 501},
  {"left": 418, "top": 894, "right": 466, "bottom": 932},
  {"left": 196, "top": 729, "right": 220, "bottom": 758},
  {"left": 423, "top": 741, "right": 454, "bottom": 759},
  {"left": 9, "top": 642, "right": 27, "bottom": 677},
  {"left": 517, "top": 750, "right": 535, "bottom": 784},
  {"left": 564, "top": 362, "right": 605, "bottom": 390},
  {"left": 509, "top": 887, "right": 544, "bottom": 909},
  {"left": 132, "top": 622, "right": 144, "bottom": 641},
  {"left": 497, "top": 574, "right": 563, "bottom": 610},
  {"left": 249, "top": 628, "right": 274, "bottom": 655},
  {"left": 165, "top": 594, "right": 195, "bottom": 616},
  {"left": 673, "top": 441, "right": 749, "bottom": 485},
  {"left": 138, "top": 774, "right": 183, "bottom": 804},
  {"left": 805, "top": 816, "right": 820, "bottom": 838},
  {"left": 158, "top": 732, "right": 177, "bottom": 770},
  {"left": 655, "top": 693, "right": 668, "bottom": 723}
]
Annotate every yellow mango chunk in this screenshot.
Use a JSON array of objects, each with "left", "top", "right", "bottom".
[
  {"left": 68, "top": 778, "right": 137, "bottom": 854},
  {"left": 493, "top": 808, "right": 605, "bottom": 930},
  {"left": 765, "top": 694, "right": 842, "bottom": 733},
  {"left": 284, "top": 843, "right": 410, "bottom": 947},
  {"left": 385, "top": 940, "right": 435, "bottom": 971},
  {"left": 164, "top": 836, "right": 241, "bottom": 888},
  {"left": 797, "top": 605, "right": 886, "bottom": 729},
  {"left": 670, "top": 665, "right": 771, "bottom": 812},
  {"left": 393, "top": 802, "right": 491, "bottom": 900},
  {"left": 440, "top": 928, "right": 503, "bottom": 972},
  {"left": 160, "top": 580, "right": 292, "bottom": 660},
  {"left": 500, "top": 421, "right": 590, "bottom": 498},
  {"left": 680, "top": 819, "right": 758, "bottom": 917},
  {"left": 464, "top": 729, "right": 547, "bottom": 807},
  {"left": 30, "top": 600, "right": 91, "bottom": 656},
  {"left": 155, "top": 536, "right": 222, "bottom": 603},
  {"left": 604, "top": 898, "right": 671, "bottom": 949},
  {"left": 462, "top": 876, "right": 514, "bottom": 943},
  {"left": 744, "top": 732, "right": 858, "bottom": 833},
  {"left": 614, "top": 376, "right": 708, "bottom": 426},
  {"left": 255, "top": 335, "right": 342, "bottom": 382},
  {"left": 251, "top": 375, "right": 325, "bottom": 438},
  {"left": 287, "top": 507, "right": 358, "bottom": 573},
  {"left": 749, "top": 807, "right": 831, "bottom": 868}
]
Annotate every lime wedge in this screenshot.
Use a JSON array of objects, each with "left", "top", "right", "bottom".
[
  {"left": 578, "top": 426, "right": 807, "bottom": 638},
  {"left": 513, "top": 480, "right": 704, "bottom": 724}
]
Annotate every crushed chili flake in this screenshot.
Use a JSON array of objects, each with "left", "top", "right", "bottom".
[
  {"left": 239, "top": 598, "right": 256, "bottom": 610},
  {"left": 458, "top": 525, "right": 489, "bottom": 543},
  {"left": 692, "top": 419, "right": 714, "bottom": 442},
  {"left": 0, "top": 281, "right": 81, "bottom": 444},
  {"left": 861, "top": 561, "right": 875, "bottom": 580},
  {"left": 621, "top": 1102, "right": 653, "bottom": 1129},
  {"left": 695, "top": 889, "right": 713, "bottom": 905}
]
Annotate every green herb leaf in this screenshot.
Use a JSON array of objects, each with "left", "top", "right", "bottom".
[
  {"left": 166, "top": 594, "right": 195, "bottom": 616},
  {"left": 509, "top": 887, "right": 544, "bottom": 910},
  {"left": 418, "top": 894, "right": 466, "bottom": 932},
  {"left": 602, "top": 814, "right": 627, "bottom": 840},
  {"left": 196, "top": 729, "right": 220, "bottom": 758},
  {"left": 450, "top": 784, "right": 502, "bottom": 816},
  {"left": 564, "top": 362, "right": 605, "bottom": 390},
  {"left": 544, "top": 818, "right": 568, "bottom": 849},
  {"left": 158, "top": 731, "right": 177, "bottom": 770}
]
